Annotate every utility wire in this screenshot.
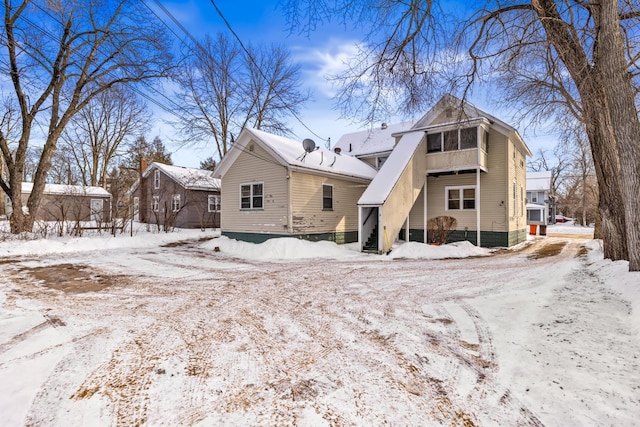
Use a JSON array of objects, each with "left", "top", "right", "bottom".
[{"left": 206, "top": 0, "right": 329, "bottom": 144}]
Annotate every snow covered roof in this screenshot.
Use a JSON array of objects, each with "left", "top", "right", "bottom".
[
  {"left": 358, "top": 131, "right": 424, "bottom": 205},
  {"left": 333, "top": 121, "right": 414, "bottom": 157},
  {"left": 21, "top": 182, "right": 111, "bottom": 197},
  {"left": 145, "top": 163, "right": 220, "bottom": 191},
  {"left": 527, "top": 171, "right": 552, "bottom": 192},
  {"left": 216, "top": 128, "right": 377, "bottom": 181}
]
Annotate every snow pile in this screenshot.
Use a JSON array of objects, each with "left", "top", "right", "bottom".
[
  {"left": 388, "top": 240, "right": 491, "bottom": 259},
  {"left": 203, "top": 236, "right": 369, "bottom": 261},
  {"left": 584, "top": 239, "right": 640, "bottom": 335},
  {"left": 0, "top": 226, "right": 218, "bottom": 257},
  {"left": 547, "top": 222, "right": 594, "bottom": 235}
]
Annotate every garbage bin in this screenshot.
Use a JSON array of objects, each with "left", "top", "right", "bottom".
[
  {"left": 529, "top": 224, "right": 538, "bottom": 235},
  {"left": 539, "top": 225, "right": 547, "bottom": 236}
]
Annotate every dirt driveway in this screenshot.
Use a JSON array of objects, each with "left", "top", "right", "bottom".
[{"left": 0, "top": 236, "right": 625, "bottom": 426}]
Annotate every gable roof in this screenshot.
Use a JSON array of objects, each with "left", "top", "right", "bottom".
[
  {"left": 215, "top": 127, "right": 377, "bottom": 181},
  {"left": 333, "top": 94, "right": 532, "bottom": 159},
  {"left": 333, "top": 121, "right": 414, "bottom": 157},
  {"left": 144, "top": 162, "right": 221, "bottom": 191},
  {"left": 21, "top": 182, "right": 111, "bottom": 197},
  {"left": 527, "top": 171, "right": 553, "bottom": 192}
]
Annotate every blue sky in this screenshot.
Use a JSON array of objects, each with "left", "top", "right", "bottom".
[
  {"left": 152, "top": 1, "right": 555, "bottom": 167},
  {"left": 151, "top": 0, "right": 370, "bottom": 167}
]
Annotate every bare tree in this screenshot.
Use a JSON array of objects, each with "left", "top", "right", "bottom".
[
  {"left": 61, "top": 87, "right": 151, "bottom": 188},
  {"left": 0, "top": 0, "right": 173, "bottom": 234},
  {"left": 174, "top": 33, "right": 309, "bottom": 161},
  {"left": 282, "top": 0, "right": 640, "bottom": 270}
]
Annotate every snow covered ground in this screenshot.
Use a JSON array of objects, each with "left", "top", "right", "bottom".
[{"left": 0, "top": 222, "right": 638, "bottom": 426}]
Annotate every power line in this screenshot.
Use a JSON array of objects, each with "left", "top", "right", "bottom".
[{"left": 190, "top": 0, "right": 328, "bottom": 144}]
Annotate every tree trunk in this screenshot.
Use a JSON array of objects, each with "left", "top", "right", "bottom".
[
  {"left": 532, "top": 0, "right": 629, "bottom": 263},
  {"left": 595, "top": 0, "right": 640, "bottom": 271}
]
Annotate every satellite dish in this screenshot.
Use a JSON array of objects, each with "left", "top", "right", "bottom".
[{"left": 302, "top": 138, "right": 316, "bottom": 153}]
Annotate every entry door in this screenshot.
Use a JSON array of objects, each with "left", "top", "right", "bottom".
[{"left": 90, "top": 199, "right": 104, "bottom": 222}]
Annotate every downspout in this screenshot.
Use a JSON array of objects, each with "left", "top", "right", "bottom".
[
  {"left": 423, "top": 178, "right": 428, "bottom": 243},
  {"left": 476, "top": 127, "right": 481, "bottom": 247},
  {"left": 358, "top": 206, "right": 362, "bottom": 251},
  {"left": 287, "top": 167, "right": 293, "bottom": 234}
]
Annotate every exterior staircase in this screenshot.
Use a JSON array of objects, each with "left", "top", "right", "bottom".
[
  {"left": 362, "top": 224, "right": 379, "bottom": 252},
  {"left": 358, "top": 130, "right": 427, "bottom": 254}
]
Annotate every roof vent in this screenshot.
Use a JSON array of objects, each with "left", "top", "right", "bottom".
[
  {"left": 381, "top": 123, "right": 388, "bottom": 130},
  {"left": 334, "top": 147, "right": 341, "bottom": 154}
]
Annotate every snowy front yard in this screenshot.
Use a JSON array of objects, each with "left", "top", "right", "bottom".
[{"left": 0, "top": 227, "right": 638, "bottom": 426}]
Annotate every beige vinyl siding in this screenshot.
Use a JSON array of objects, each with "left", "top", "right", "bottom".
[
  {"left": 478, "top": 130, "right": 510, "bottom": 233},
  {"left": 410, "top": 129, "right": 512, "bottom": 233},
  {"left": 220, "top": 141, "right": 289, "bottom": 234},
  {"left": 507, "top": 138, "right": 528, "bottom": 231},
  {"left": 290, "top": 171, "right": 367, "bottom": 234}
]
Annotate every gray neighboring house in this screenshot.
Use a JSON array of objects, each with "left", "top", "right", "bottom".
[
  {"left": 526, "top": 171, "right": 555, "bottom": 227},
  {"left": 5, "top": 182, "right": 111, "bottom": 222},
  {"left": 130, "top": 162, "right": 221, "bottom": 229}
]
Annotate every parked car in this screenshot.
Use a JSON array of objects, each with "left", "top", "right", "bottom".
[{"left": 555, "top": 215, "right": 572, "bottom": 223}]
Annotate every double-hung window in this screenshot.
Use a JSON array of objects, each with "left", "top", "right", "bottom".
[
  {"left": 446, "top": 186, "right": 476, "bottom": 211},
  {"left": 152, "top": 196, "right": 159, "bottom": 212},
  {"left": 322, "top": 184, "right": 333, "bottom": 210},
  {"left": 153, "top": 170, "right": 160, "bottom": 189},
  {"left": 208, "top": 195, "right": 220, "bottom": 212},
  {"left": 171, "top": 194, "right": 180, "bottom": 212},
  {"left": 240, "top": 182, "right": 263, "bottom": 209}
]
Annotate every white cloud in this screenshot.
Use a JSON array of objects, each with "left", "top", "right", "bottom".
[{"left": 292, "top": 38, "right": 363, "bottom": 98}]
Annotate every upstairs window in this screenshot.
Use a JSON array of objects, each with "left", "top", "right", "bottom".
[
  {"left": 153, "top": 169, "right": 160, "bottom": 189},
  {"left": 240, "top": 182, "right": 263, "bottom": 209},
  {"left": 322, "top": 184, "right": 333, "bottom": 210},
  {"left": 427, "top": 126, "right": 479, "bottom": 153}
]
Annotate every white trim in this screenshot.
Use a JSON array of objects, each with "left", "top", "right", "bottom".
[
  {"left": 208, "top": 194, "right": 219, "bottom": 212},
  {"left": 171, "top": 194, "right": 181, "bottom": 212},
  {"left": 152, "top": 195, "right": 159, "bottom": 212},
  {"left": 153, "top": 169, "right": 160, "bottom": 189},
  {"left": 445, "top": 185, "right": 477, "bottom": 211},
  {"left": 322, "top": 183, "right": 334, "bottom": 210},
  {"left": 239, "top": 181, "right": 264, "bottom": 210}
]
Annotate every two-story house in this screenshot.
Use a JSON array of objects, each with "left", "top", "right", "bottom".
[{"left": 214, "top": 95, "right": 531, "bottom": 252}]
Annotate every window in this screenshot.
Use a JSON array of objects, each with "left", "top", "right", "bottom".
[
  {"left": 153, "top": 170, "right": 160, "bottom": 189},
  {"left": 427, "top": 133, "right": 442, "bottom": 153},
  {"left": 208, "top": 195, "right": 220, "bottom": 212},
  {"left": 520, "top": 186, "right": 524, "bottom": 216},
  {"left": 528, "top": 209, "right": 542, "bottom": 222},
  {"left": 529, "top": 191, "right": 538, "bottom": 203},
  {"left": 152, "top": 196, "right": 159, "bottom": 212},
  {"left": 481, "top": 130, "right": 489, "bottom": 152},
  {"left": 172, "top": 194, "right": 180, "bottom": 212},
  {"left": 512, "top": 180, "right": 517, "bottom": 216},
  {"left": 446, "top": 186, "right": 476, "bottom": 211},
  {"left": 322, "top": 184, "right": 333, "bottom": 210},
  {"left": 443, "top": 129, "right": 458, "bottom": 151},
  {"left": 427, "top": 126, "right": 480, "bottom": 153},
  {"left": 460, "top": 127, "right": 477, "bottom": 150},
  {"left": 240, "top": 182, "right": 263, "bottom": 209}
]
